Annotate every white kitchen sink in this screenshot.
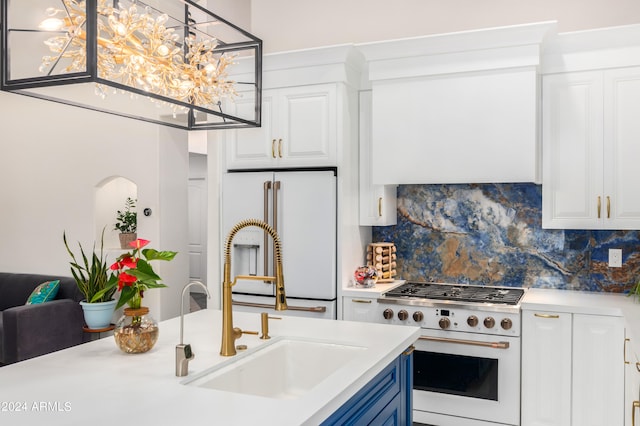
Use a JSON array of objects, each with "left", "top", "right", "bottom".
[{"left": 183, "top": 338, "right": 366, "bottom": 399}]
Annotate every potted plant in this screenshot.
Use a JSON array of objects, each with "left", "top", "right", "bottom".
[
  {"left": 63, "top": 228, "right": 118, "bottom": 330},
  {"left": 114, "top": 197, "right": 137, "bottom": 249},
  {"left": 96, "top": 238, "right": 177, "bottom": 353}
]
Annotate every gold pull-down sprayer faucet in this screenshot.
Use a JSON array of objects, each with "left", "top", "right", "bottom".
[{"left": 221, "top": 219, "right": 288, "bottom": 356}]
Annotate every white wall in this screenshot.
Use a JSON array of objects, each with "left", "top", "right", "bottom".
[
  {"left": 158, "top": 126, "right": 190, "bottom": 320},
  {"left": 209, "top": 0, "right": 251, "bottom": 31},
  {"left": 251, "top": 0, "right": 640, "bottom": 53},
  {"left": 0, "top": 92, "right": 189, "bottom": 320}
]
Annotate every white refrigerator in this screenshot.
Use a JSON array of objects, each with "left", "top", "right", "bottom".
[{"left": 221, "top": 169, "right": 337, "bottom": 319}]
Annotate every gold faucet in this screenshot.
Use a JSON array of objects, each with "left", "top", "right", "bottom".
[{"left": 221, "top": 219, "right": 288, "bottom": 356}]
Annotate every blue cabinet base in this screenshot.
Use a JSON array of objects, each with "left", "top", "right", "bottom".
[{"left": 321, "top": 348, "right": 413, "bottom": 425}]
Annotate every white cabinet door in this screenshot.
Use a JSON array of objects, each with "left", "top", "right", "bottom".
[
  {"left": 572, "top": 314, "right": 624, "bottom": 426},
  {"left": 359, "top": 91, "right": 397, "bottom": 226},
  {"left": 523, "top": 311, "right": 625, "bottom": 426},
  {"left": 624, "top": 328, "right": 640, "bottom": 426},
  {"left": 521, "top": 310, "right": 572, "bottom": 426},
  {"left": 342, "top": 296, "right": 378, "bottom": 322},
  {"left": 604, "top": 68, "right": 640, "bottom": 229},
  {"left": 542, "top": 67, "right": 640, "bottom": 229},
  {"left": 542, "top": 71, "right": 604, "bottom": 229},
  {"left": 276, "top": 85, "right": 336, "bottom": 167},
  {"left": 225, "top": 92, "right": 275, "bottom": 168},
  {"left": 226, "top": 84, "right": 337, "bottom": 169}
]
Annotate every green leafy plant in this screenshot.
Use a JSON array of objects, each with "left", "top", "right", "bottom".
[
  {"left": 94, "top": 238, "right": 177, "bottom": 310},
  {"left": 63, "top": 228, "right": 117, "bottom": 303},
  {"left": 114, "top": 197, "right": 137, "bottom": 234},
  {"left": 628, "top": 281, "right": 640, "bottom": 299}
]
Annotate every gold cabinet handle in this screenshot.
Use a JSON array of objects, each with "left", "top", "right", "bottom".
[
  {"left": 378, "top": 197, "right": 383, "bottom": 217},
  {"left": 633, "top": 401, "right": 640, "bottom": 426},
  {"left": 607, "top": 196, "right": 611, "bottom": 219},
  {"left": 402, "top": 345, "right": 416, "bottom": 356},
  {"left": 534, "top": 313, "right": 560, "bottom": 319},
  {"left": 278, "top": 139, "right": 283, "bottom": 158},
  {"left": 636, "top": 362, "right": 640, "bottom": 372},
  {"left": 597, "top": 196, "right": 601, "bottom": 218},
  {"left": 351, "top": 299, "right": 373, "bottom": 304},
  {"left": 271, "top": 139, "right": 276, "bottom": 158},
  {"left": 625, "top": 338, "right": 631, "bottom": 364}
]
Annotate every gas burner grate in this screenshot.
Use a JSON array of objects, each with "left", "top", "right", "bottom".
[{"left": 385, "top": 282, "right": 525, "bottom": 305}]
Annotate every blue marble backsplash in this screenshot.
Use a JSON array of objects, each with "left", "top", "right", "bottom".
[{"left": 372, "top": 184, "right": 640, "bottom": 292}]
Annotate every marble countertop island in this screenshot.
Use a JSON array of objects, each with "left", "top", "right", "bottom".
[{"left": 0, "top": 309, "right": 419, "bottom": 426}]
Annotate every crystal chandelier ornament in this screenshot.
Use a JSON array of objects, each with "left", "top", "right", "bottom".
[{"left": 1, "top": 0, "right": 262, "bottom": 130}]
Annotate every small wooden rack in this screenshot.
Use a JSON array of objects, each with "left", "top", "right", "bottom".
[{"left": 366, "top": 242, "right": 397, "bottom": 283}]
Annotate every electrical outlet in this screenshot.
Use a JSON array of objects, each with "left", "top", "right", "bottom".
[{"left": 609, "top": 249, "right": 622, "bottom": 268}]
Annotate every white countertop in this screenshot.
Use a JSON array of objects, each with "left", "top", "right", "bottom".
[
  {"left": 522, "top": 287, "right": 640, "bottom": 353},
  {"left": 522, "top": 287, "right": 638, "bottom": 317},
  {"left": 0, "top": 309, "right": 419, "bottom": 426},
  {"left": 341, "top": 280, "right": 406, "bottom": 298}
]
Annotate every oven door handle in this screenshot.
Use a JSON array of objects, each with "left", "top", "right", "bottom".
[{"left": 418, "top": 335, "right": 510, "bottom": 349}]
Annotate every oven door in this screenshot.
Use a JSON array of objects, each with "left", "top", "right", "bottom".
[{"left": 412, "top": 329, "right": 520, "bottom": 426}]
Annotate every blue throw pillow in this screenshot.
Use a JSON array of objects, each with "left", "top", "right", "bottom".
[{"left": 25, "top": 280, "right": 60, "bottom": 305}]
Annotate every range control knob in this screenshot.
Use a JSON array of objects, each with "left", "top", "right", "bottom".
[
  {"left": 467, "top": 315, "right": 479, "bottom": 327},
  {"left": 398, "top": 310, "right": 409, "bottom": 321},
  {"left": 413, "top": 311, "right": 424, "bottom": 322},
  {"left": 383, "top": 309, "right": 394, "bottom": 320},
  {"left": 484, "top": 317, "right": 496, "bottom": 329},
  {"left": 439, "top": 317, "right": 451, "bottom": 330},
  {"left": 501, "top": 318, "right": 513, "bottom": 330}
]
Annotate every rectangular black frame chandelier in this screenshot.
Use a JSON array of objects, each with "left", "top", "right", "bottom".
[{"left": 1, "top": 0, "right": 262, "bottom": 130}]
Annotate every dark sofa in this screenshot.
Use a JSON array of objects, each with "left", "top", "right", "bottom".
[{"left": 0, "top": 273, "right": 85, "bottom": 365}]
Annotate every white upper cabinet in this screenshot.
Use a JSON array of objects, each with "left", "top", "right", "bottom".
[
  {"left": 358, "top": 22, "right": 555, "bottom": 185},
  {"left": 542, "top": 67, "right": 640, "bottom": 229},
  {"left": 223, "top": 45, "right": 364, "bottom": 171},
  {"left": 359, "top": 91, "right": 397, "bottom": 226},
  {"left": 226, "top": 84, "right": 337, "bottom": 169}
]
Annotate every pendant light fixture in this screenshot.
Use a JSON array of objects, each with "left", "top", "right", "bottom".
[{"left": 1, "top": 0, "right": 262, "bottom": 130}]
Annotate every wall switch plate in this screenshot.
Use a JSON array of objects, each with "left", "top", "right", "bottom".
[{"left": 609, "top": 249, "right": 622, "bottom": 268}]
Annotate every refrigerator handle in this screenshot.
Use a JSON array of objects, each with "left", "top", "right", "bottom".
[
  {"left": 272, "top": 181, "right": 281, "bottom": 284},
  {"left": 263, "top": 181, "right": 272, "bottom": 283}
]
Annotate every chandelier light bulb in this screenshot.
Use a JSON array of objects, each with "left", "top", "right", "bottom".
[
  {"left": 39, "top": 18, "right": 64, "bottom": 31},
  {"left": 156, "top": 45, "right": 169, "bottom": 57}
]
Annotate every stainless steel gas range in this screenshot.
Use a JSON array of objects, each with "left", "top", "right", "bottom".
[{"left": 376, "top": 282, "right": 526, "bottom": 426}]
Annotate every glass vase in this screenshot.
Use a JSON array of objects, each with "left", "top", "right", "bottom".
[{"left": 113, "top": 307, "right": 159, "bottom": 354}]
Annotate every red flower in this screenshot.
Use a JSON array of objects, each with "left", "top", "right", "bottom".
[
  {"left": 129, "top": 239, "right": 150, "bottom": 250},
  {"left": 110, "top": 255, "right": 138, "bottom": 271},
  {"left": 117, "top": 272, "right": 137, "bottom": 290}
]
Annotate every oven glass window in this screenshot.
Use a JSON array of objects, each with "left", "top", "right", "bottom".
[{"left": 414, "top": 351, "right": 498, "bottom": 401}]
